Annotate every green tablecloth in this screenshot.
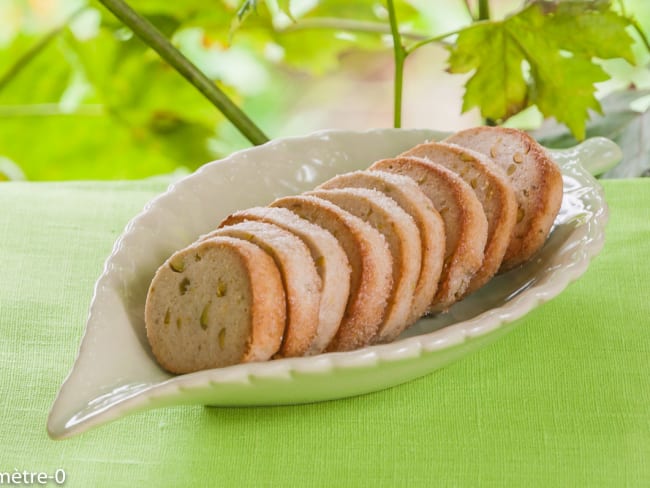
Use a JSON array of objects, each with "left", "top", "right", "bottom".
[{"left": 1, "top": 178, "right": 649, "bottom": 487}]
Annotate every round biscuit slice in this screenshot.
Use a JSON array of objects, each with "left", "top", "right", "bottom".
[
  {"left": 270, "top": 195, "right": 392, "bottom": 352},
  {"left": 145, "top": 236, "right": 286, "bottom": 374},
  {"left": 401, "top": 141, "right": 517, "bottom": 294},
  {"left": 308, "top": 187, "right": 421, "bottom": 342},
  {"left": 317, "top": 170, "right": 445, "bottom": 324},
  {"left": 204, "top": 221, "right": 321, "bottom": 359},
  {"left": 444, "top": 126, "right": 563, "bottom": 270},
  {"left": 220, "top": 206, "right": 351, "bottom": 355},
  {"left": 370, "top": 157, "right": 488, "bottom": 312}
]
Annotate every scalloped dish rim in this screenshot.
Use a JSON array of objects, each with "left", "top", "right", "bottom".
[{"left": 47, "top": 128, "right": 616, "bottom": 439}]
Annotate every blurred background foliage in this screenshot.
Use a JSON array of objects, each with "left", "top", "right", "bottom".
[{"left": 0, "top": 0, "right": 649, "bottom": 181}]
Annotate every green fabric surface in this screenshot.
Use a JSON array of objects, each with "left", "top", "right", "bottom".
[{"left": 0, "top": 179, "right": 649, "bottom": 487}]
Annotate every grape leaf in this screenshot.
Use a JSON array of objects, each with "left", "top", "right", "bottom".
[
  {"left": 447, "top": 1, "right": 636, "bottom": 139},
  {"left": 451, "top": 22, "right": 528, "bottom": 122},
  {"left": 539, "top": 1, "right": 635, "bottom": 63}
]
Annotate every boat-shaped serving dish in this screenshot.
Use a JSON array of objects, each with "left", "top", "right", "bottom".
[{"left": 48, "top": 128, "right": 619, "bottom": 439}]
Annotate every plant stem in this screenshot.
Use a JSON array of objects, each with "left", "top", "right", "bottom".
[
  {"left": 279, "top": 17, "right": 427, "bottom": 41},
  {"left": 0, "top": 6, "right": 86, "bottom": 93},
  {"left": 97, "top": 0, "right": 269, "bottom": 146},
  {"left": 405, "top": 25, "right": 470, "bottom": 55},
  {"left": 478, "top": 0, "right": 490, "bottom": 21},
  {"left": 478, "top": 0, "right": 492, "bottom": 126},
  {"left": 386, "top": 0, "right": 406, "bottom": 128}
]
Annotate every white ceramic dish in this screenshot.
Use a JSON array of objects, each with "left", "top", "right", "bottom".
[{"left": 47, "top": 129, "right": 618, "bottom": 439}]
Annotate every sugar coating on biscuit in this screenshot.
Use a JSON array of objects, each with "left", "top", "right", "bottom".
[
  {"left": 371, "top": 157, "right": 488, "bottom": 312},
  {"left": 220, "top": 206, "right": 351, "bottom": 355},
  {"left": 401, "top": 142, "right": 517, "bottom": 294},
  {"left": 308, "top": 187, "right": 421, "bottom": 342},
  {"left": 205, "top": 221, "right": 322, "bottom": 358},
  {"left": 271, "top": 195, "right": 392, "bottom": 351},
  {"left": 318, "top": 170, "right": 445, "bottom": 324},
  {"left": 445, "top": 126, "right": 563, "bottom": 270}
]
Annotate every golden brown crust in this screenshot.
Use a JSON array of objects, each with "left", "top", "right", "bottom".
[
  {"left": 370, "top": 157, "right": 488, "bottom": 312},
  {"left": 444, "top": 126, "right": 563, "bottom": 270},
  {"left": 317, "top": 170, "right": 445, "bottom": 325},
  {"left": 146, "top": 126, "right": 562, "bottom": 372},
  {"left": 237, "top": 240, "right": 287, "bottom": 363},
  {"left": 204, "top": 221, "right": 322, "bottom": 359},
  {"left": 219, "top": 206, "right": 351, "bottom": 355},
  {"left": 270, "top": 195, "right": 392, "bottom": 351},
  {"left": 145, "top": 237, "right": 285, "bottom": 374},
  {"left": 401, "top": 142, "right": 517, "bottom": 294},
  {"left": 307, "top": 187, "right": 421, "bottom": 342}
]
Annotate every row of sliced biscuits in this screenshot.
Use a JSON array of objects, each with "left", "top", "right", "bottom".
[{"left": 145, "top": 126, "right": 563, "bottom": 374}]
